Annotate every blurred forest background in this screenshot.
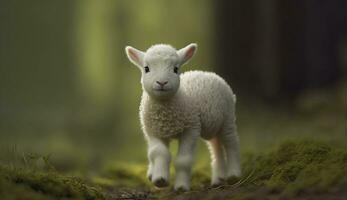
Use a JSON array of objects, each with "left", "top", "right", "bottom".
[{"left": 1, "top": 0, "right": 347, "bottom": 180}]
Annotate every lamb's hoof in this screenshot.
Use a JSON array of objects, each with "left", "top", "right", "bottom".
[
  {"left": 174, "top": 186, "right": 189, "bottom": 192},
  {"left": 153, "top": 177, "right": 169, "bottom": 188},
  {"left": 147, "top": 174, "right": 152, "bottom": 182},
  {"left": 211, "top": 178, "right": 227, "bottom": 187}
]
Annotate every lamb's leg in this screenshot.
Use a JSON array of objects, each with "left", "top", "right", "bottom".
[
  {"left": 147, "top": 155, "right": 153, "bottom": 181},
  {"left": 147, "top": 136, "right": 171, "bottom": 188},
  {"left": 220, "top": 123, "right": 241, "bottom": 179},
  {"left": 207, "top": 137, "right": 227, "bottom": 186},
  {"left": 174, "top": 129, "right": 199, "bottom": 191}
]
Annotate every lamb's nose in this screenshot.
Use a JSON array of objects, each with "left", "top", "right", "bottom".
[{"left": 156, "top": 81, "right": 168, "bottom": 86}]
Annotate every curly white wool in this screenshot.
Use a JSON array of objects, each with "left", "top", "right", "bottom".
[
  {"left": 139, "top": 90, "right": 197, "bottom": 138},
  {"left": 140, "top": 70, "right": 236, "bottom": 139}
]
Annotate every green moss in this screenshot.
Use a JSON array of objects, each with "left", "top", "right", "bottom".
[
  {"left": 0, "top": 165, "right": 105, "bottom": 200},
  {"left": 0, "top": 176, "right": 52, "bottom": 200},
  {"left": 243, "top": 140, "right": 347, "bottom": 196},
  {"left": 190, "top": 165, "right": 210, "bottom": 188},
  {"left": 6, "top": 140, "right": 342, "bottom": 199},
  {"left": 99, "top": 162, "right": 149, "bottom": 187},
  {"left": 95, "top": 140, "right": 347, "bottom": 199},
  {"left": 151, "top": 140, "right": 347, "bottom": 200}
]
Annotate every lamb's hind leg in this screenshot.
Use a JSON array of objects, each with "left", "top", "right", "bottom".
[
  {"left": 207, "top": 137, "right": 227, "bottom": 186},
  {"left": 220, "top": 122, "right": 241, "bottom": 179}
]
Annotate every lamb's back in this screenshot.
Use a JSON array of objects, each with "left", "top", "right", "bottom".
[{"left": 180, "top": 71, "right": 236, "bottom": 139}]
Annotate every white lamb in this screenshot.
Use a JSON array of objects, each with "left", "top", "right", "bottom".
[{"left": 125, "top": 43, "right": 241, "bottom": 191}]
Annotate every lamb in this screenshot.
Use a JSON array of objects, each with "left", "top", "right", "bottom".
[{"left": 125, "top": 43, "right": 241, "bottom": 191}]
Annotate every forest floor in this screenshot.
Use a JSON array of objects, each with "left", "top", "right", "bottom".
[
  {"left": 1, "top": 139, "right": 347, "bottom": 200},
  {"left": 101, "top": 140, "right": 347, "bottom": 200},
  {"left": 1, "top": 86, "right": 347, "bottom": 200}
]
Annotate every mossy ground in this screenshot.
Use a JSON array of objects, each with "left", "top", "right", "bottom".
[
  {"left": 97, "top": 140, "right": 347, "bottom": 200},
  {"left": 0, "top": 165, "right": 105, "bottom": 200},
  {"left": 1, "top": 140, "right": 346, "bottom": 199}
]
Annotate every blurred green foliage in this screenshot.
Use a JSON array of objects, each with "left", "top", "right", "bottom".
[{"left": 0, "top": 0, "right": 214, "bottom": 169}]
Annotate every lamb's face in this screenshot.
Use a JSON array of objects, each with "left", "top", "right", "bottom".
[
  {"left": 126, "top": 44, "right": 197, "bottom": 101},
  {"left": 142, "top": 48, "right": 180, "bottom": 100}
]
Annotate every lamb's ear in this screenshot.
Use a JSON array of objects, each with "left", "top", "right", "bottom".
[
  {"left": 177, "top": 43, "right": 197, "bottom": 66},
  {"left": 125, "top": 46, "right": 145, "bottom": 68}
]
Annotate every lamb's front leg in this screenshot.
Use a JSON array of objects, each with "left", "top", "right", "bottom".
[
  {"left": 174, "top": 129, "right": 199, "bottom": 191},
  {"left": 147, "top": 136, "right": 171, "bottom": 188}
]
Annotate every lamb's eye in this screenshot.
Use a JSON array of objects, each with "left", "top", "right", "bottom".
[
  {"left": 144, "top": 66, "right": 150, "bottom": 73},
  {"left": 173, "top": 66, "right": 179, "bottom": 74}
]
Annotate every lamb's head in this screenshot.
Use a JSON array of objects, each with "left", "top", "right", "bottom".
[{"left": 125, "top": 43, "right": 197, "bottom": 100}]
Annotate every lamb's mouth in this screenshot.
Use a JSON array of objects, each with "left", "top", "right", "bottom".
[{"left": 153, "top": 88, "right": 172, "bottom": 92}]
